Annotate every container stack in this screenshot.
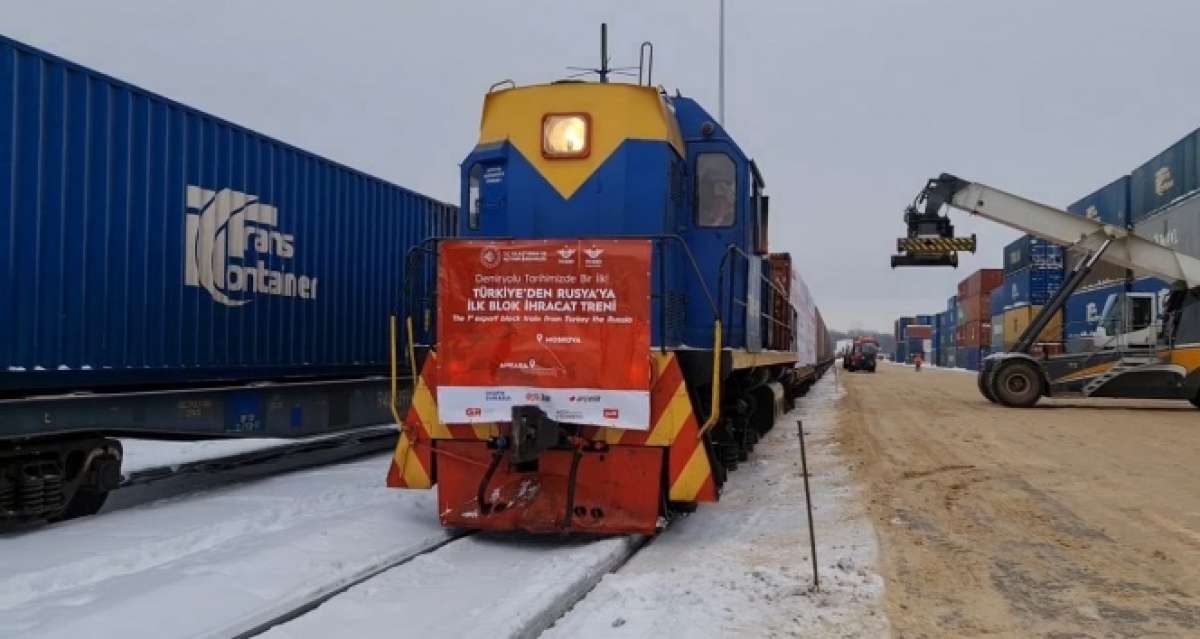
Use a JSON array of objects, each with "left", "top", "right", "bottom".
[
  {"left": 1130, "top": 129, "right": 1200, "bottom": 261},
  {"left": 941, "top": 296, "right": 958, "bottom": 367},
  {"left": 932, "top": 312, "right": 946, "bottom": 366},
  {"left": 999, "top": 236, "right": 1065, "bottom": 352},
  {"left": 955, "top": 269, "right": 1004, "bottom": 370},
  {"left": 893, "top": 317, "right": 914, "bottom": 363},
  {"left": 906, "top": 322, "right": 933, "bottom": 363},
  {"left": 1062, "top": 127, "right": 1200, "bottom": 343},
  {"left": 989, "top": 285, "right": 1007, "bottom": 352}
]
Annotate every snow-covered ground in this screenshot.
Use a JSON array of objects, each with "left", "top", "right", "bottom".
[
  {"left": 545, "top": 374, "right": 889, "bottom": 638},
  {"left": 119, "top": 424, "right": 396, "bottom": 474},
  {"left": 264, "top": 535, "right": 641, "bottom": 639},
  {"left": 0, "top": 454, "right": 447, "bottom": 639},
  {"left": 1, "top": 375, "right": 886, "bottom": 639}
]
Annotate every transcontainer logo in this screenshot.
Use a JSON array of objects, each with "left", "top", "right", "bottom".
[
  {"left": 1155, "top": 166, "right": 1175, "bottom": 197},
  {"left": 184, "top": 186, "right": 319, "bottom": 307}
]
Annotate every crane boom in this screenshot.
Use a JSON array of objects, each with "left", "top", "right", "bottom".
[{"left": 897, "top": 173, "right": 1200, "bottom": 288}]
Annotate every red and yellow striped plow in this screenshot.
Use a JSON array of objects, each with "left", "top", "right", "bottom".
[
  {"left": 390, "top": 350, "right": 717, "bottom": 532},
  {"left": 653, "top": 352, "right": 717, "bottom": 503},
  {"left": 572, "top": 352, "right": 717, "bottom": 503},
  {"left": 387, "top": 351, "right": 499, "bottom": 488},
  {"left": 385, "top": 353, "right": 439, "bottom": 489}
]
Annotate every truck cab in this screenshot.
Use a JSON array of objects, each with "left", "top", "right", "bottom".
[
  {"left": 1092, "top": 291, "right": 1162, "bottom": 350},
  {"left": 845, "top": 339, "right": 879, "bottom": 373}
]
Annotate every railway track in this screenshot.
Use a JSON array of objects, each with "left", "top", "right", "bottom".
[
  {"left": 106, "top": 425, "right": 399, "bottom": 515},
  {"left": 240, "top": 530, "right": 648, "bottom": 639}
]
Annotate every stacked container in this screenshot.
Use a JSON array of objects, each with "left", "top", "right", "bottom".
[
  {"left": 894, "top": 317, "right": 935, "bottom": 363},
  {"left": 955, "top": 269, "right": 1004, "bottom": 370},
  {"left": 1130, "top": 129, "right": 1200, "bottom": 223},
  {"left": 1059, "top": 127, "right": 1200, "bottom": 354},
  {"left": 1000, "top": 235, "right": 1066, "bottom": 351},
  {"left": 894, "top": 317, "right": 914, "bottom": 363},
  {"left": 905, "top": 323, "right": 933, "bottom": 363},
  {"left": 1134, "top": 189, "right": 1200, "bottom": 260},
  {"left": 1068, "top": 175, "right": 1130, "bottom": 227},
  {"left": 942, "top": 296, "right": 958, "bottom": 367},
  {"left": 989, "top": 286, "right": 1007, "bottom": 351},
  {"left": 932, "top": 312, "right": 946, "bottom": 366}
]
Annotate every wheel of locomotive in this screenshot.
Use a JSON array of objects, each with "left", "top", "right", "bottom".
[
  {"left": 991, "top": 360, "right": 1042, "bottom": 408},
  {"left": 737, "top": 432, "right": 751, "bottom": 462},
  {"left": 716, "top": 419, "right": 739, "bottom": 471},
  {"left": 1190, "top": 389, "right": 1200, "bottom": 409},
  {"left": 52, "top": 488, "right": 109, "bottom": 521},
  {"left": 703, "top": 436, "right": 728, "bottom": 487},
  {"left": 977, "top": 369, "right": 998, "bottom": 403}
]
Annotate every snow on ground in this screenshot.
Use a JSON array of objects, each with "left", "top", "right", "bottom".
[
  {"left": 545, "top": 374, "right": 889, "bottom": 639},
  {"left": 120, "top": 424, "right": 396, "bottom": 474},
  {"left": 264, "top": 535, "right": 641, "bottom": 639},
  {"left": 0, "top": 454, "right": 447, "bottom": 639}
]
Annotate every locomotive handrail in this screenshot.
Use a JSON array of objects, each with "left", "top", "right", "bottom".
[{"left": 717, "top": 243, "right": 799, "bottom": 350}]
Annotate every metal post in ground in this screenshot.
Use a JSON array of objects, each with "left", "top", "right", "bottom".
[{"left": 796, "top": 419, "right": 819, "bottom": 591}]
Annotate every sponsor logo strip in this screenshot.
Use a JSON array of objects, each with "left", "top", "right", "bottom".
[{"left": 437, "top": 386, "right": 651, "bottom": 430}]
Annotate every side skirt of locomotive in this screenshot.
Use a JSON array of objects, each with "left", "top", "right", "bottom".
[{"left": 387, "top": 351, "right": 824, "bottom": 535}]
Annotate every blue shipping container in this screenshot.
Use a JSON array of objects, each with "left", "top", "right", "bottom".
[
  {"left": 1003, "top": 235, "right": 1065, "bottom": 273},
  {"left": 1131, "top": 129, "right": 1200, "bottom": 222},
  {"left": 0, "top": 35, "right": 457, "bottom": 393},
  {"left": 1004, "top": 267, "right": 1065, "bottom": 307},
  {"left": 1068, "top": 175, "right": 1130, "bottom": 227},
  {"left": 958, "top": 346, "right": 989, "bottom": 371},
  {"left": 990, "top": 286, "right": 1008, "bottom": 317}
]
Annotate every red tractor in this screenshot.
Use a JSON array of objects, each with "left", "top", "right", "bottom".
[{"left": 843, "top": 337, "right": 879, "bottom": 373}]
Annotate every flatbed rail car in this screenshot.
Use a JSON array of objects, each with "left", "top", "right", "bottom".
[
  {"left": 0, "top": 34, "right": 456, "bottom": 521},
  {"left": 387, "top": 33, "right": 833, "bottom": 536}
]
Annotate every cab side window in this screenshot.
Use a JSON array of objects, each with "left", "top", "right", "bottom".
[{"left": 696, "top": 153, "right": 736, "bottom": 228}]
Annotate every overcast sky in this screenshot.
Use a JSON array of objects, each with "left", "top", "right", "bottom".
[{"left": 5, "top": 1, "right": 1199, "bottom": 331}]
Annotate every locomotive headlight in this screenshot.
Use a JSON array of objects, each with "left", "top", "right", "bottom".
[{"left": 542, "top": 113, "right": 590, "bottom": 158}]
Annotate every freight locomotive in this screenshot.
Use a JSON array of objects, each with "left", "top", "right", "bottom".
[{"left": 388, "top": 53, "right": 834, "bottom": 535}]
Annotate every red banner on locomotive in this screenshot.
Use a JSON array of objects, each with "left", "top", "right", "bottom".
[{"left": 437, "top": 239, "right": 653, "bottom": 428}]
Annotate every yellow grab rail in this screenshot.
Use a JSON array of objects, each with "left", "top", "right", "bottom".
[
  {"left": 697, "top": 320, "right": 722, "bottom": 439},
  {"left": 389, "top": 315, "right": 405, "bottom": 426}
]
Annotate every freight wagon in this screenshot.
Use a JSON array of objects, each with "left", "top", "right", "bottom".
[{"left": 0, "top": 34, "right": 456, "bottom": 521}]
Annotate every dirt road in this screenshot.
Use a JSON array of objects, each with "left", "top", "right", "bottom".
[{"left": 838, "top": 362, "right": 1200, "bottom": 638}]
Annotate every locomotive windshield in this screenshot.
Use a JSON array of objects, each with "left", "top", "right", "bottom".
[{"left": 696, "top": 153, "right": 736, "bottom": 227}]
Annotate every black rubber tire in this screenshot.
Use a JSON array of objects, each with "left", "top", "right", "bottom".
[
  {"left": 1190, "top": 392, "right": 1200, "bottom": 409},
  {"left": 978, "top": 370, "right": 998, "bottom": 403},
  {"left": 992, "top": 361, "right": 1042, "bottom": 408}
]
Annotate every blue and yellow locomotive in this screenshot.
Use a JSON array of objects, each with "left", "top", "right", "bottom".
[{"left": 389, "top": 71, "right": 832, "bottom": 535}]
